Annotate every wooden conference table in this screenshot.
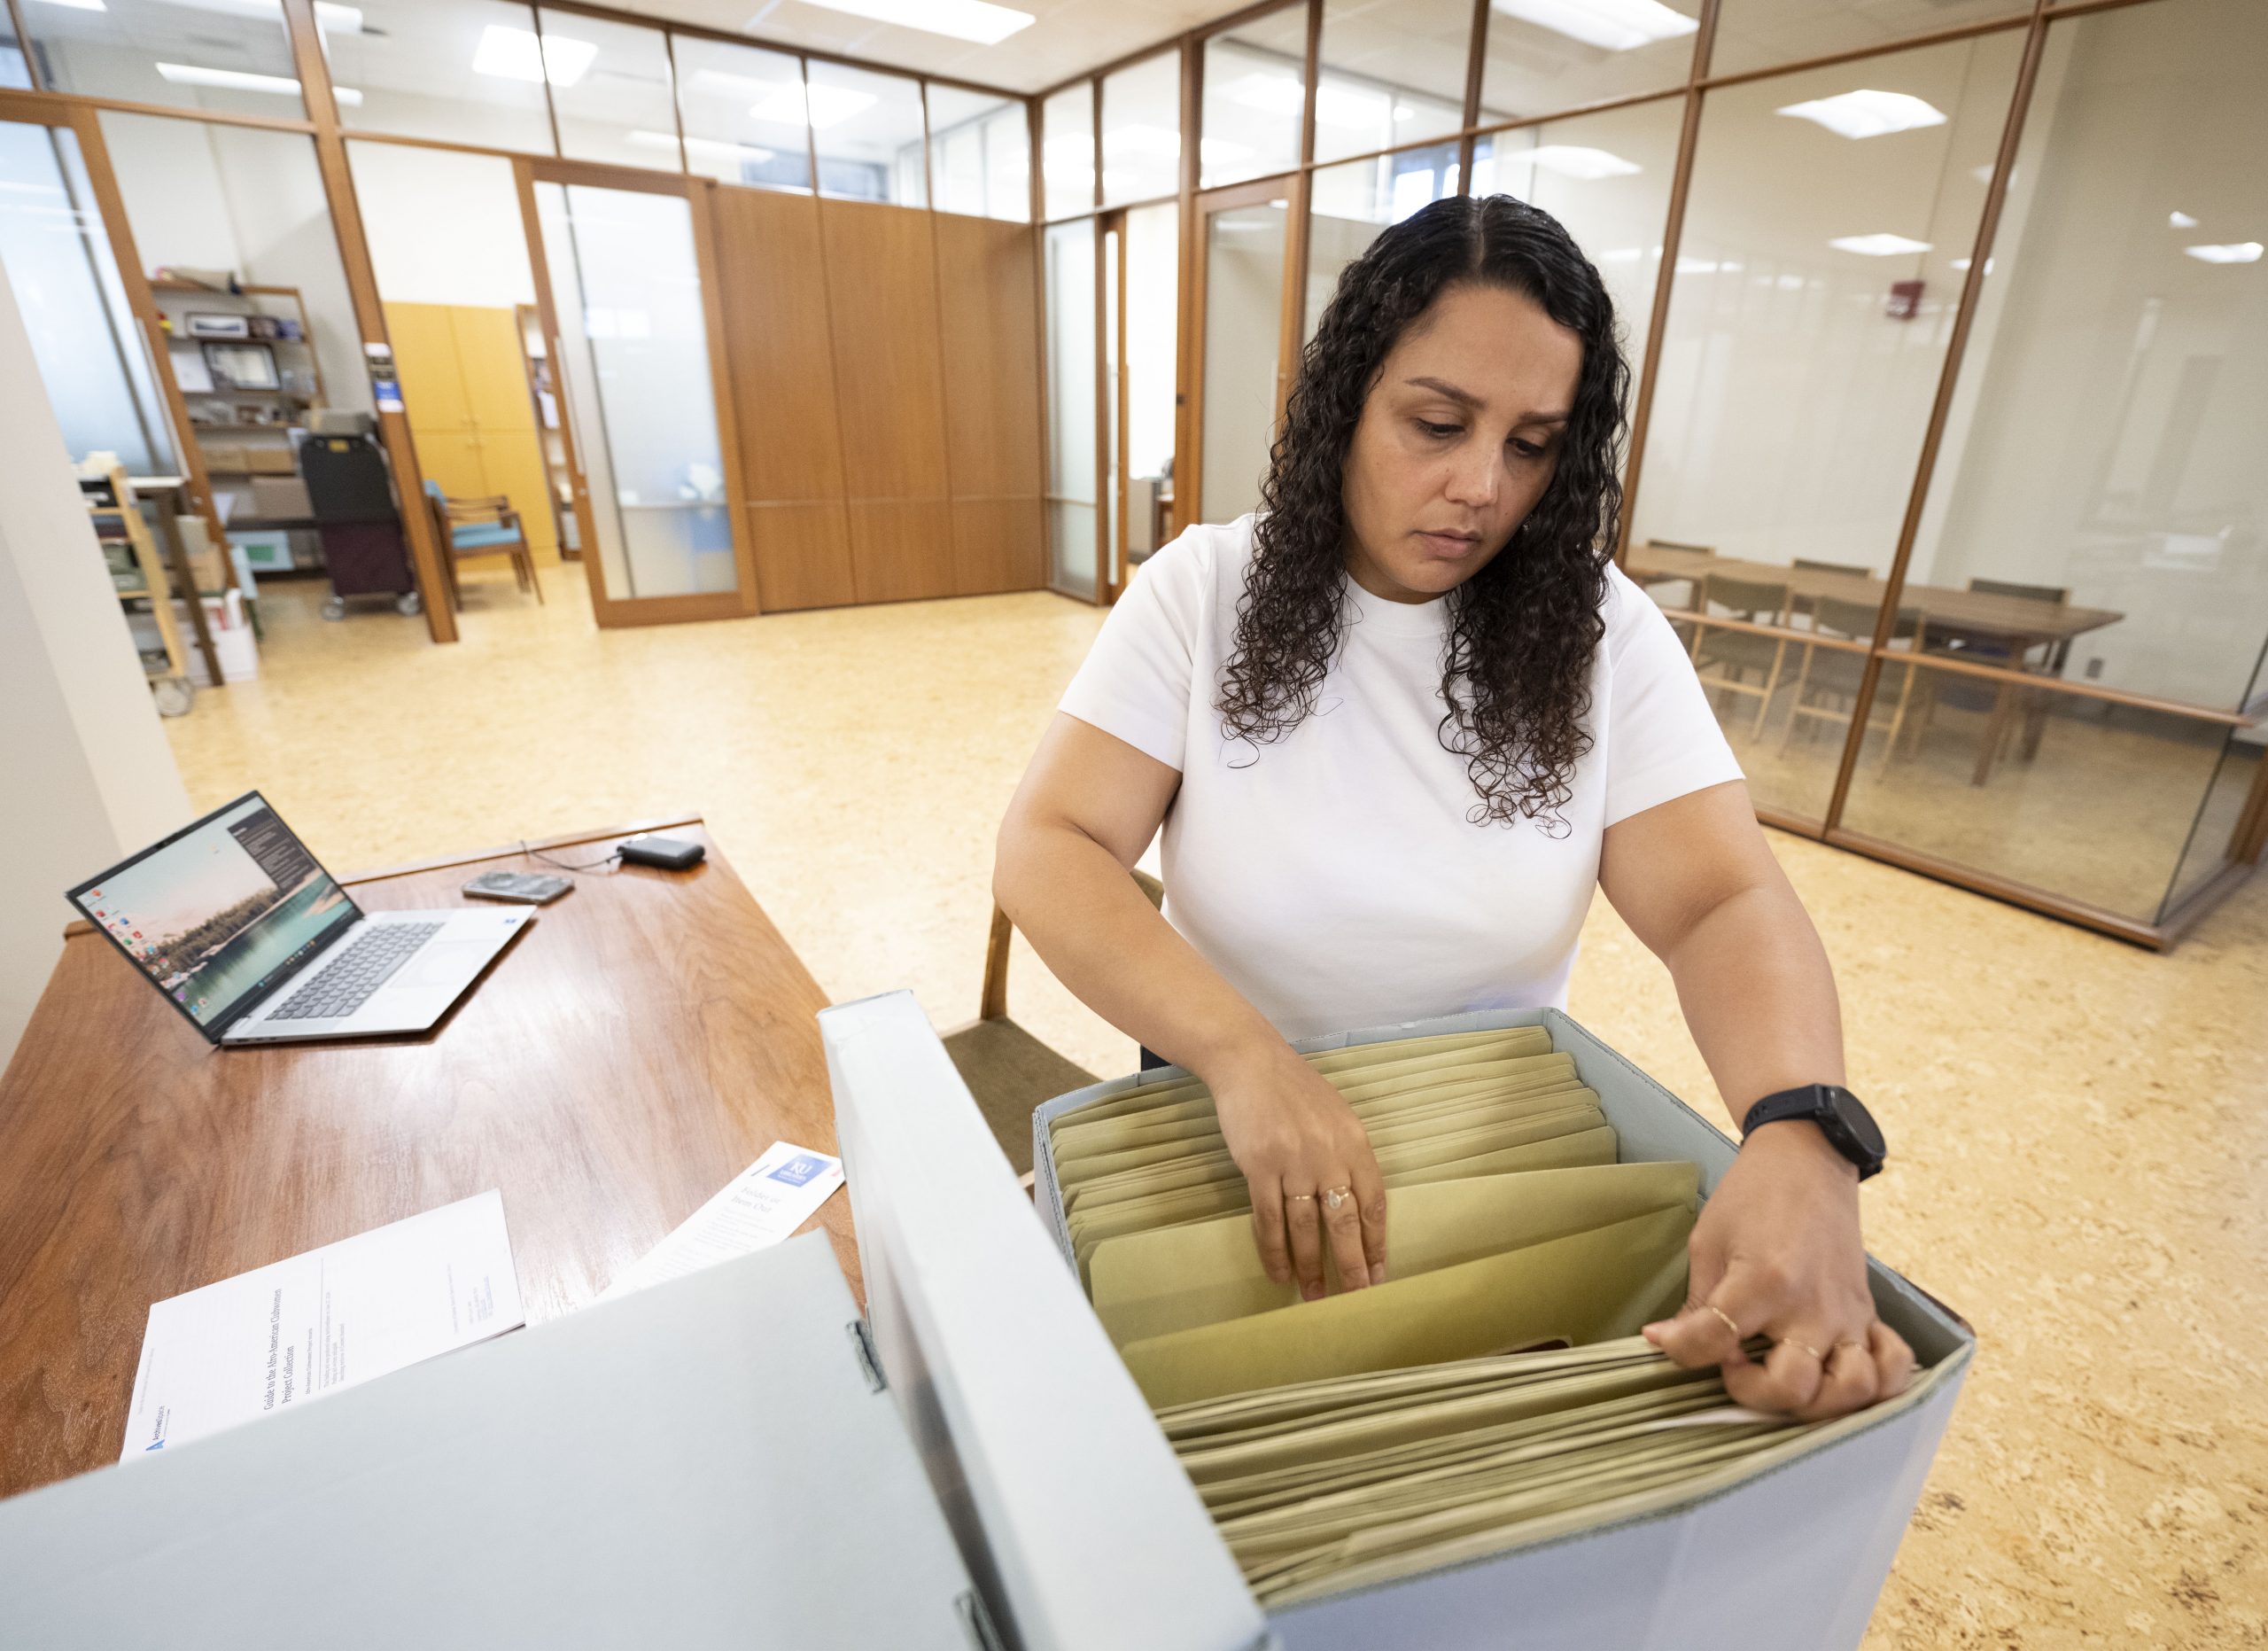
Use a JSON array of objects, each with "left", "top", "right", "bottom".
[
  {"left": 1624, "top": 543, "right": 2124, "bottom": 784},
  {"left": 0, "top": 818, "right": 852, "bottom": 1500}
]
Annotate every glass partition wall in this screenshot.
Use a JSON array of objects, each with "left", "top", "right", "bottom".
[
  {"left": 1029, "top": 0, "right": 2266, "bottom": 946},
  {"left": 4, "top": 0, "right": 1033, "bottom": 642},
  {"left": 0, "top": 0, "right": 2259, "bottom": 942}
]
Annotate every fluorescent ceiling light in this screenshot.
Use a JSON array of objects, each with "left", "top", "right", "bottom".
[
  {"left": 1949, "top": 256, "right": 1992, "bottom": 274},
  {"left": 333, "top": 85, "right": 361, "bottom": 105},
  {"left": 1829, "top": 232, "right": 1932, "bottom": 256},
  {"left": 1777, "top": 90, "right": 1946, "bottom": 140},
  {"left": 691, "top": 67, "right": 775, "bottom": 99},
  {"left": 1490, "top": 0, "right": 1697, "bottom": 52},
  {"left": 29, "top": 0, "right": 106, "bottom": 11},
  {"left": 154, "top": 63, "right": 303, "bottom": 97},
  {"left": 1491, "top": 144, "right": 1641, "bottom": 180},
  {"left": 1313, "top": 82, "right": 1390, "bottom": 128},
  {"left": 471, "top": 24, "right": 597, "bottom": 89},
  {"left": 790, "top": 0, "right": 1034, "bottom": 46},
  {"left": 2169, "top": 210, "right": 2198, "bottom": 229},
  {"left": 1229, "top": 73, "right": 1303, "bottom": 116},
  {"left": 629, "top": 129, "right": 777, "bottom": 166},
  {"left": 746, "top": 82, "right": 876, "bottom": 129},
  {"left": 2185, "top": 241, "right": 2263, "bottom": 264}
]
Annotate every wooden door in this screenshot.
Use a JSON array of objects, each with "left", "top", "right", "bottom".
[
  {"left": 708, "top": 185, "right": 856, "bottom": 612},
  {"left": 935, "top": 212, "right": 1045, "bottom": 596},
  {"left": 517, "top": 157, "right": 755, "bottom": 627},
  {"left": 821, "top": 198, "right": 954, "bottom": 605}
]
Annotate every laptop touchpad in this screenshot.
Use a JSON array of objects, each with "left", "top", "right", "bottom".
[{"left": 394, "top": 941, "right": 493, "bottom": 990}]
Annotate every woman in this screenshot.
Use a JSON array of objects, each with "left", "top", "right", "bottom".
[{"left": 995, "top": 195, "right": 1911, "bottom": 1421}]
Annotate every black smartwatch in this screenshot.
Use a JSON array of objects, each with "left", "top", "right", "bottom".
[{"left": 1740, "top": 1084, "right": 1886, "bottom": 1180}]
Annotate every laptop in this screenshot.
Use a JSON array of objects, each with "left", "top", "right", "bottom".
[{"left": 66, "top": 791, "right": 532, "bottom": 1046}]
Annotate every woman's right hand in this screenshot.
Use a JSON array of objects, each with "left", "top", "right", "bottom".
[{"left": 1208, "top": 1040, "right": 1389, "bottom": 1300}]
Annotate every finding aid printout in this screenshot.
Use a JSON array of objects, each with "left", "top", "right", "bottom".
[
  {"left": 120, "top": 1189, "right": 524, "bottom": 1462},
  {"left": 599, "top": 1141, "right": 845, "bottom": 1300}
]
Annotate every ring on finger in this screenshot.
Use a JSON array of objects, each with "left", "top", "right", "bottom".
[
  {"left": 1322, "top": 1184, "right": 1353, "bottom": 1214},
  {"left": 1284, "top": 1191, "right": 1317, "bottom": 1204},
  {"left": 1778, "top": 1337, "right": 1827, "bottom": 1363},
  {"left": 1704, "top": 1304, "right": 1743, "bottom": 1342}
]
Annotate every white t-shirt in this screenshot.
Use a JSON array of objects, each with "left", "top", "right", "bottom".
[{"left": 1058, "top": 514, "right": 1744, "bottom": 1042}]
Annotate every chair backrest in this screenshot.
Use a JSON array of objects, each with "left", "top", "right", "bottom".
[
  {"left": 423, "top": 479, "right": 444, "bottom": 501},
  {"left": 1969, "top": 576, "right": 2068, "bottom": 604},
  {"left": 1813, "top": 596, "right": 1882, "bottom": 641},
  {"left": 1793, "top": 557, "right": 1869, "bottom": 577},
  {"left": 1645, "top": 539, "right": 1715, "bottom": 557},
  {"left": 981, "top": 870, "right": 1165, "bottom": 1022},
  {"left": 1703, "top": 572, "right": 1789, "bottom": 620}
]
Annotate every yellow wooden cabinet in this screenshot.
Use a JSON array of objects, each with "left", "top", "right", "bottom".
[{"left": 384, "top": 301, "right": 559, "bottom": 559}]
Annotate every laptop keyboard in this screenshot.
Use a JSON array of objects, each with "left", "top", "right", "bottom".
[{"left": 268, "top": 922, "right": 446, "bottom": 1021}]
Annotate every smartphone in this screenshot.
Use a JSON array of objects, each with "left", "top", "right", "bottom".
[{"left": 462, "top": 870, "right": 571, "bottom": 904}]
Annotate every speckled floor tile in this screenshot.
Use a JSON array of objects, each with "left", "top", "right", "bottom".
[{"left": 169, "top": 562, "right": 2268, "bottom": 1648}]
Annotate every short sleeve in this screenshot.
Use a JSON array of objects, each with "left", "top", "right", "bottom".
[
  {"left": 1599, "top": 566, "right": 1746, "bottom": 827},
  {"left": 1056, "top": 526, "right": 1213, "bottom": 772}
]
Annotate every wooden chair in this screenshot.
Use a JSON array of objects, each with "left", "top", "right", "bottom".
[
  {"left": 424, "top": 479, "right": 543, "bottom": 608},
  {"left": 1642, "top": 539, "right": 1715, "bottom": 615},
  {"left": 1780, "top": 596, "right": 1922, "bottom": 766},
  {"left": 1688, "top": 572, "right": 1793, "bottom": 738},
  {"left": 942, "top": 869, "right": 1166, "bottom": 1186}
]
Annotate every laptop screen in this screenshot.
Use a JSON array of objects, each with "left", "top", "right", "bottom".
[{"left": 67, "top": 794, "right": 358, "bottom": 1032}]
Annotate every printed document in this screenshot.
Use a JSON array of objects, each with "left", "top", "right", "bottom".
[
  {"left": 120, "top": 1189, "right": 524, "bottom": 1462},
  {"left": 599, "top": 1141, "right": 844, "bottom": 1300}
]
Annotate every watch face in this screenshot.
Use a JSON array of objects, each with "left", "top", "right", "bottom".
[{"left": 1826, "top": 1086, "right": 1886, "bottom": 1161}]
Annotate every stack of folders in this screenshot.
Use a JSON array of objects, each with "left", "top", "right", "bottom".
[{"left": 1048, "top": 1026, "right": 1837, "bottom": 1604}]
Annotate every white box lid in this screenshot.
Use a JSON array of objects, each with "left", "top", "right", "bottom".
[
  {"left": 0, "top": 1231, "right": 989, "bottom": 1650},
  {"left": 823, "top": 990, "right": 1269, "bottom": 1651}
]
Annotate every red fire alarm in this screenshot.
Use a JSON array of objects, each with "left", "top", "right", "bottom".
[{"left": 1886, "top": 280, "right": 1925, "bottom": 321}]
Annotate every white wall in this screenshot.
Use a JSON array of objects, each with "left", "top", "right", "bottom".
[
  {"left": 0, "top": 273, "right": 191, "bottom": 1068},
  {"left": 1909, "top": 0, "right": 2268, "bottom": 710},
  {"left": 1631, "top": 30, "right": 2022, "bottom": 570},
  {"left": 346, "top": 142, "right": 534, "bottom": 309}
]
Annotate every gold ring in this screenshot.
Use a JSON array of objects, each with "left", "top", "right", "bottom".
[
  {"left": 1704, "top": 1304, "right": 1743, "bottom": 1341},
  {"left": 1284, "top": 1191, "right": 1317, "bottom": 1203},
  {"left": 1833, "top": 1338, "right": 1867, "bottom": 1357},
  {"left": 1779, "top": 1337, "right": 1827, "bottom": 1363},
  {"left": 1322, "top": 1185, "right": 1353, "bottom": 1213}
]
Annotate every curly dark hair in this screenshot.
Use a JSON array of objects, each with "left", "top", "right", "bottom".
[{"left": 1217, "top": 193, "right": 1631, "bottom": 831}]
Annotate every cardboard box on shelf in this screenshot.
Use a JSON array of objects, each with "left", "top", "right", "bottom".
[{"left": 248, "top": 476, "right": 311, "bottom": 519}]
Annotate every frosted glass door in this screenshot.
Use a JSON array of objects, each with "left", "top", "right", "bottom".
[{"left": 534, "top": 178, "right": 736, "bottom": 606}]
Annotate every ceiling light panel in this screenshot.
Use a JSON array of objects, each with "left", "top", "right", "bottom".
[
  {"left": 471, "top": 24, "right": 597, "bottom": 89},
  {"left": 793, "top": 0, "right": 1034, "bottom": 47},
  {"left": 1777, "top": 90, "right": 1947, "bottom": 140},
  {"left": 1829, "top": 232, "right": 1933, "bottom": 256},
  {"left": 2185, "top": 242, "right": 2263, "bottom": 264},
  {"left": 1490, "top": 0, "right": 1697, "bottom": 52}
]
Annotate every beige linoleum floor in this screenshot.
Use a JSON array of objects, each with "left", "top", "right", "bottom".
[{"left": 172, "top": 562, "right": 2268, "bottom": 1649}]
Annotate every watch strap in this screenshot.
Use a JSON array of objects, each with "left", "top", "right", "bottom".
[{"left": 1741, "top": 1086, "right": 1833, "bottom": 1138}]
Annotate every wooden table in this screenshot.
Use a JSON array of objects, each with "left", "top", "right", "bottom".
[
  {"left": 0, "top": 818, "right": 852, "bottom": 1500},
  {"left": 1625, "top": 544, "right": 2125, "bottom": 784}
]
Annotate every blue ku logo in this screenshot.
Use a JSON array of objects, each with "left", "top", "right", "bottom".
[{"left": 767, "top": 1154, "right": 827, "bottom": 1187}]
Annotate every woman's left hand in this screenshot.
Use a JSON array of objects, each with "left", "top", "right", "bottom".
[{"left": 1641, "top": 1121, "right": 1915, "bottom": 1420}]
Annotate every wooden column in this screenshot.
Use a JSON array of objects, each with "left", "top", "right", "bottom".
[{"left": 280, "top": 0, "right": 457, "bottom": 642}]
